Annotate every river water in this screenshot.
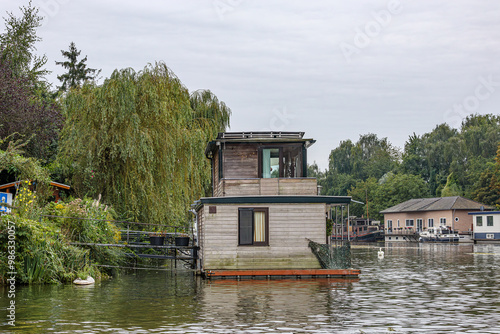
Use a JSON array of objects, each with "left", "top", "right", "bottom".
[{"left": 1, "top": 243, "right": 500, "bottom": 333}]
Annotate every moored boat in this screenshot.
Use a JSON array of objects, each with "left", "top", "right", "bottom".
[{"left": 419, "top": 226, "right": 460, "bottom": 242}]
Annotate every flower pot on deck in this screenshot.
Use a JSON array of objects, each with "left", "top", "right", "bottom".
[
  {"left": 149, "top": 236, "right": 165, "bottom": 246},
  {"left": 175, "top": 236, "right": 190, "bottom": 246}
]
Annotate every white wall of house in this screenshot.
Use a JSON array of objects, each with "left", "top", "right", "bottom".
[{"left": 472, "top": 213, "right": 500, "bottom": 239}]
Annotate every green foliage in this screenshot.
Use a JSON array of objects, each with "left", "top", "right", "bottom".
[
  {"left": 348, "top": 173, "right": 430, "bottom": 221},
  {"left": 0, "top": 215, "right": 89, "bottom": 284},
  {"left": 441, "top": 172, "right": 462, "bottom": 197},
  {"left": 0, "top": 1, "right": 49, "bottom": 92},
  {"left": 58, "top": 62, "right": 230, "bottom": 226},
  {"left": 0, "top": 196, "right": 126, "bottom": 284},
  {"left": 328, "top": 134, "right": 399, "bottom": 181},
  {"left": 0, "top": 138, "right": 52, "bottom": 200},
  {"left": 55, "top": 41, "right": 101, "bottom": 92}
]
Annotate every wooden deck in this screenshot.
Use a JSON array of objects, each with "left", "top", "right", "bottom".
[{"left": 204, "top": 268, "right": 360, "bottom": 279}]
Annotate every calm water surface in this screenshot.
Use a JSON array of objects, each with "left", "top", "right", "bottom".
[{"left": 1, "top": 243, "right": 500, "bottom": 333}]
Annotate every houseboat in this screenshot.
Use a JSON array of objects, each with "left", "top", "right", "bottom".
[
  {"left": 418, "top": 226, "right": 460, "bottom": 242},
  {"left": 192, "top": 132, "right": 360, "bottom": 279},
  {"left": 469, "top": 211, "right": 500, "bottom": 244},
  {"left": 331, "top": 217, "right": 383, "bottom": 242}
]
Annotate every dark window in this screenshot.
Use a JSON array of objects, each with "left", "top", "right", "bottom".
[
  {"left": 405, "top": 219, "right": 414, "bottom": 227},
  {"left": 487, "top": 216, "right": 493, "bottom": 227},
  {"left": 476, "top": 216, "right": 483, "bottom": 227},
  {"left": 238, "top": 208, "right": 269, "bottom": 246},
  {"left": 218, "top": 149, "right": 223, "bottom": 181}
]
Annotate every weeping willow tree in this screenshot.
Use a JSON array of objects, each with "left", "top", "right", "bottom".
[{"left": 58, "top": 62, "right": 230, "bottom": 225}]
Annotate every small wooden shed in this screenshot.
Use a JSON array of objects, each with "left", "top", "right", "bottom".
[
  {"left": 0, "top": 180, "right": 70, "bottom": 203},
  {"left": 193, "top": 132, "right": 356, "bottom": 278}
]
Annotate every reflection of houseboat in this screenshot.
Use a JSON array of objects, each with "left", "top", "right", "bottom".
[
  {"left": 331, "top": 218, "right": 383, "bottom": 242},
  {"left": 419, "top": 226, "right": 460, "bottom": 242}
]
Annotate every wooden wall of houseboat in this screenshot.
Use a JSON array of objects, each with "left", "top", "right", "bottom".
[
  {"left": 213, "top": 147, "right": 222, "bottom": 197},
  {"left": 220, "top": 178, "right": 317, "bottom": 197},
  {"left": 222, "top": 143, "right": 259, "bottom": 179},
  {"left": 198, "top": 203, "right": 325, "bottom": 270}
]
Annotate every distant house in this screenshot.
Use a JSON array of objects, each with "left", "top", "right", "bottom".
[
  {"left": 380, "top": 196, "right": 494, "bottom": 234},
  {"left": 193, "top": 132, "right": 358, "bottom": 278},
  {"left": 468, "top": 211, "right": 500, "bottom": 243}
]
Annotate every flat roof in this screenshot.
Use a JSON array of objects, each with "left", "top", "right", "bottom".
[
  {"left": 205, "top": 131, "right": 316, "bottom": 157},
  {"left": 194, "top": 195, "right": 351, "bottom": 210},
  {"left": 468, "top": 211, "right": 500, "bottom": 215}
]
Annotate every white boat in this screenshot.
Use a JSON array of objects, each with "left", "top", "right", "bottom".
[{"left": 419, "top": 226, "right": 460, "bottom": 242}]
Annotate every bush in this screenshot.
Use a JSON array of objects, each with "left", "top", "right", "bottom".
[{"left": 0, "top": 195, "right": 125, "bottom": 284}]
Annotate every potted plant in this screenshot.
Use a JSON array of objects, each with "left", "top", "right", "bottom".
[
  {"left": 175, "top": 233, "right": 190, "bottom": 246},
  {"left": 149, "top": 231, "right": 165, "bottom": 246}
]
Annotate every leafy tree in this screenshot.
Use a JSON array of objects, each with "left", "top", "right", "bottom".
[
  {"left": 472, "top": 143, "right": 500, "bottom": 208},
  {"left": 374, "top": 173, "right": 430, "bottom": 219},
  {"left": 58, "top": 62, "right": 230, "bottom": 226},
  {"left": 441, "top": 172, "right": 462, "bottom": 197},
  {"left": 0, "top": 1, "right": 48, "bottom": 91},
  {"left": 348, "top": 177, "right": 378, "bottom": 219},
  {"left": 55, "top": 42, "right": 101, "bottom": 92},
  {"left": 328, "top": 134, "right": 399, "bottom": 181},
  {"left": 0, "top": 52, "right": 63, "bottom": 163}
]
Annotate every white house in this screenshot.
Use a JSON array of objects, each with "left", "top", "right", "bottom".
[{"left": 468, "top": 211, "right": 500, "bottom": 243}]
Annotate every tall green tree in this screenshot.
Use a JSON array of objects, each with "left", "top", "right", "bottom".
[
  {"left": 328, "top": 134, "right": 399, "bottom": 181},
  {"left": 58, "top": 62, "right": 230, "bottom": 225},
  {"left": 55, "top": 42, "right": 101, "bottom": 92},
  {"left": 0, "top": 1, "right": 48, "bottom": 91}
]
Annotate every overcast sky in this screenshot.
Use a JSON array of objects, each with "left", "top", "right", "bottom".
[{"left": 3, "top": 0, "right": 500, "bottom": 170}]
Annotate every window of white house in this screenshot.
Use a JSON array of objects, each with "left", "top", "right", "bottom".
[
  {"left": 238, "top": 208, "right": 269, "bottom": 246},
  {"left": 428, "top": 218, "right": 434, "bottom": 228},
  {"left": 487, "top": 216, "right": 493, "bottom": 227},
  {"left": 476, "top": 216, "right": 483, "bottom": 227},
  {"left": 440, "top": 218, "right": 446, "bottom": 226},
  {"left": 405, "top": 219, "right": 414, "bottom": 227}
]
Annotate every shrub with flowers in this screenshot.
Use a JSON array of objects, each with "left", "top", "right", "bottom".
[{"left": 12, "top": 180, "right": 41, "bottom": 220}]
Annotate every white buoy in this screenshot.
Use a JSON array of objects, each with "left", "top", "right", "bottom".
[
  {"left": 73, "top": 276, "right": 95, "bottom": 285},
  {"left": 377, "top": 247, "right": 384, "bottom": 259}
]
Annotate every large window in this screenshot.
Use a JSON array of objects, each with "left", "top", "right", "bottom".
[
  {"left": 405, "top": 219, "right": 414, "bottom": 227},
  {"left": 428, "top": 218, "right": 434, "bottom": 228},
  {"left": 440, "top": 218, "right": 446, "bottom": 226},
  {"left": 487, "top": 216, "right": 493, "bottom": 227},
  {"left": 238, "top": 208, "right": 269, "bottom": 246},
  {"left": 387, "top": 220, "right": 392, "bottom": 229},
  {"left": 476, "top": 216, "right": 483, "bottom": 226},
  {"left": 261, "top": 146, "right": 303, "bottom": 178}
]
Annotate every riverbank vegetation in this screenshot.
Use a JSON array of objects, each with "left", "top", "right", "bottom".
[{"left": 0, "top": 3, "right": 230, "bottom": 284}]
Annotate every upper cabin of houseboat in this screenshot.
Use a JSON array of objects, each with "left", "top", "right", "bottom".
[{"left": 205, "top": 131, "right": 318, "bottom": 197}]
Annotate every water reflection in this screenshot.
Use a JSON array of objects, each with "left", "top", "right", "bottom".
[
  {"left": 196, "top": 279, "right": 357, "bottom": 333},
  {"left": 1, "top": 244, "right": 500, "bottom": 333}
]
